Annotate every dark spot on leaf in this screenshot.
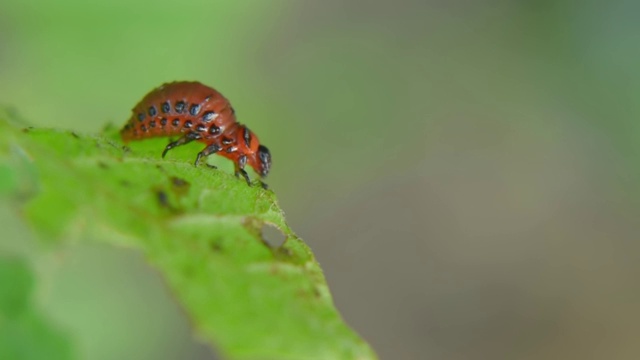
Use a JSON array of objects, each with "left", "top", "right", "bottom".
[
  {"left": 97, "top": 161, "right": 109, "bottom": 169},
  {"left": 170, "top": 176, "right": 190, "bottom": 197},
  {"left": 211, "top": 242, "right": 222, "bottom": 252},
  {"left": 313, "top": 286, "right": 322, "bottom": 299},
  {"left": 242, "top": 217, "right": 262, "bottom": 234},
  {"left": 276, "top": 247, "right": 293, "bottom": 258},
  {"left": 295, "top": 286, "right": 322, "bottom": 302},
  {"left": 171, "top": 176, "right": 189, "bottom": 188},
  {"left": 157, "top": 190, "right": 168, "bottom": 205},
  {"left": 101, "top": 123, "right": 116, "bottom": 133},
  {"left": 154, "top": 188, "right": 175, "bottom": 211},
  {"left": 70, "top": 132, "right": 79, "bottom": 139},
  {"left": 104, "top": 139, "right": 122, "bottom": 151}
]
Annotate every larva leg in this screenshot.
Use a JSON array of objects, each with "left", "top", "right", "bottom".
[
  {"left": 235, "top": 168, "right": 251, "bottom": 186},
  {"left": 235, "top": 154, "right": 251, "bottom": 186},
  {"left": 194, "top": 144, "right": 221, "bottom": 167},
  {"left": 162, "top": 132, "right": 201, "bottom": 158}
]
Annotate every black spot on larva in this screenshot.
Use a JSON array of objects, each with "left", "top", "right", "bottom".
[
  {"left": 160, "top": 118, "right": 167, "bottom": 126},
  {"left": 175, "top": 101, "right": 186, "bottom": 114},
  {"left": 202, "top": 111, "right": 216, "bottom": 123},
  {"left": 137, "top": 113, "right": 145, "bottom": 121},
  {"left": 141, "top": 124, "right": 147, "bottom": 132},
  {"left": 172, "top": 119, "right": 180, "bottom": 127},
  {"left": 225, "top": 146, "right": 237, "bottom": 153},
  {"left": 161, "top": 101, "right": 170, "bottom": 113},
  {"left": 196, "top": 124, "right": 206, "bottom": 132},
  {"left": 184, "top": 120, "right": 193, "bottom": 128},
  {"left": 238, "top": 154, "right": 247, "bottom": 168},
  {"left": 243, "top": 127, "right": 251, "bottom": 148},
  {"left": 209, "top": 125, "right": 221, "bottom": 135},
  {"left": 189, "top": 104, "right": 201, "bottom": 116},
  {"left": 222, "top": 137, "right": 233, "bottom": 145},
  {"left": 148, "top": 106, "right": 157, "bottom": 117},
  {"left": 149, "top": 120, "right": 156, "bottom": 128}
]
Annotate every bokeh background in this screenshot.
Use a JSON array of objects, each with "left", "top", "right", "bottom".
[{"left": 2, "top": 0, "right": 640, "bottom": 359}]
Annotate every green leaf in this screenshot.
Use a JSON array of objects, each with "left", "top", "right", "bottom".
[
  {"left": 0, "top": 257, "right": 76, "bottom": 360},
  {"left": 0, "top": 118, "right": 377, "bottom": 360}
]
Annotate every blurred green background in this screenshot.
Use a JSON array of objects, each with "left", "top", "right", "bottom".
[{"left": 2, "top": 0, "right": 640, "bottom": 359}]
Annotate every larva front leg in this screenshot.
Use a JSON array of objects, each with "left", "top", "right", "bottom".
[
  {"left": 234, "top": 154, "right": 251, "bottom": 186},
  {"left": 162, "top": 131, "right": 201, "bottom": 158},
  {"left": 194, "top": 143, "right": 221, "bottom": 166}
]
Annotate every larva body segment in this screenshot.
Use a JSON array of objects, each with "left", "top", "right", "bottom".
[
  {"left": 120, "top": 81, "right": 271, "bottom": 187},
  {"left": 121, "top": 81, "right": 234, "bottom": 141}
]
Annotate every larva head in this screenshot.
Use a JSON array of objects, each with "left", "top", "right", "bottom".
[
  {"left": 255, "top": 145, "right": 271, "bottom": 177},
  {"left": 237, "top": 126, "right": 271, "bottom": 177}
]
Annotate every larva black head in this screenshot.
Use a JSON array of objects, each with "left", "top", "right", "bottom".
[{"left": 257, "top": 145, "right": 271, "bottom": 177}]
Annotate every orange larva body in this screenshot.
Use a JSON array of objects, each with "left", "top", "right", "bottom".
[{"left": 120, "top": 81, "right": 271, "bottom": 187}]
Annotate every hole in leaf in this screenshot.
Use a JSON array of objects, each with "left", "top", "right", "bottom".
[{"left": 261, "top": 223, "right": 287, "bottom": 248}]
